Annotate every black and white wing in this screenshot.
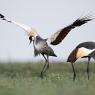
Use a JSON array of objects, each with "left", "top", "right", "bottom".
[
  {"left": 47, "top": 16, "right": 93, "bottom": 45},
  {"left": 0, "top": 14, "right": 36, "bottom": 35}
]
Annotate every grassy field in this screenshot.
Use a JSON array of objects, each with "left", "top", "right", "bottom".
[{"left": 0, "top": 62, "right": 95, "bottom": 95}]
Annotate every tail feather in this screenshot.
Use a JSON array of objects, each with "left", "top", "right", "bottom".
[{"left": 52, "top": 53, "right": 57, "bottom": 57}]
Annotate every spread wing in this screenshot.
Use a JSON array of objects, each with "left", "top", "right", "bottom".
[
  {"left": 0, "top": 14, "right": 36, "bottom": 35},
  {"left": 47, "top": 16, "right": 93, "bottom": 45}
]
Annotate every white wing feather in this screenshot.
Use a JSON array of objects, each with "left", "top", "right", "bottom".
[
  {"left": 11, "top": 20, "right": 32, "bottom": 32},
  {"left": 47, "top": 30, "right": 61, "bottom": 43}
]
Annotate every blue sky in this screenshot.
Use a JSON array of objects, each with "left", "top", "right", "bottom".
[{"left": 0, "top": 0, "right": 95, "bottom": 62}]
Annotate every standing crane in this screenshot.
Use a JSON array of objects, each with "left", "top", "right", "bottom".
[
  {"left": 0, "top": 14, "right": 92, "bottom": 78},
  {"left": 67, "top": 42, "right": 95, "bottom": 80}
]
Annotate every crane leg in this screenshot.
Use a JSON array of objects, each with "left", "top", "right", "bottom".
[
  {"left": 71, "top": 62, "right": 76, "bottom": 81},
  {"left": 87, "top": 57, "right": 91, "bottom": 80},
  {"left": 46, "top": 55, "right": 49, "bottom": 70},
  {"left": 42, "top": 55, "right": 49, "bottom": 74},
  {"left": 40, "top": 54, "right": 48, "bottom": 78}
]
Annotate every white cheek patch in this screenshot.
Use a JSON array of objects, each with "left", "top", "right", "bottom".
[
  {"left": 76, "top": 47, "right": 95, "bottom": 58},
  {"left": 32, "top": 37, "right": 35, "bottom": 40}
]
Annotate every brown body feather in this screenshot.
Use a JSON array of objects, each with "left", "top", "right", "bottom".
[{"left": 67, "top": 48, "right": 78, "bottom": 63}]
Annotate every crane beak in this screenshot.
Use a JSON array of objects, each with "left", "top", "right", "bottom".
[{"left": 29, "top": 40, "right": 32, "bottom": 45}]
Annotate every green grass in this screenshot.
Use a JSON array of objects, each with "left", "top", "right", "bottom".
[{"left": 0, "top": 62, "right": 95, "bottom": 95}]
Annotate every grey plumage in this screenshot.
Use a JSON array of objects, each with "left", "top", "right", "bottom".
[{"left": 33, "top": 36, "right": 57, "bottom": 57}]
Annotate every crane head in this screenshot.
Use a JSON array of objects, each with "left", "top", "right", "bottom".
[
  {"left": 29, "top": 36, "right": 35, "bottom": 44},
  {"left": 27, "top": 31, "right": 37, "bottom": 44}
]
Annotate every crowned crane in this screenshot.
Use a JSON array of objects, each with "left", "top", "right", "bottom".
[
  {"left": 67, "top": 42, "right": 95, "bottom": 80},
  {"left": 0, "top": 14, "right": 92, "bottom": 78}
]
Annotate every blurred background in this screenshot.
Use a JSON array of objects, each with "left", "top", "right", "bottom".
[{"left": 0, "top": 0, "right": 95, "bottom": 62}]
